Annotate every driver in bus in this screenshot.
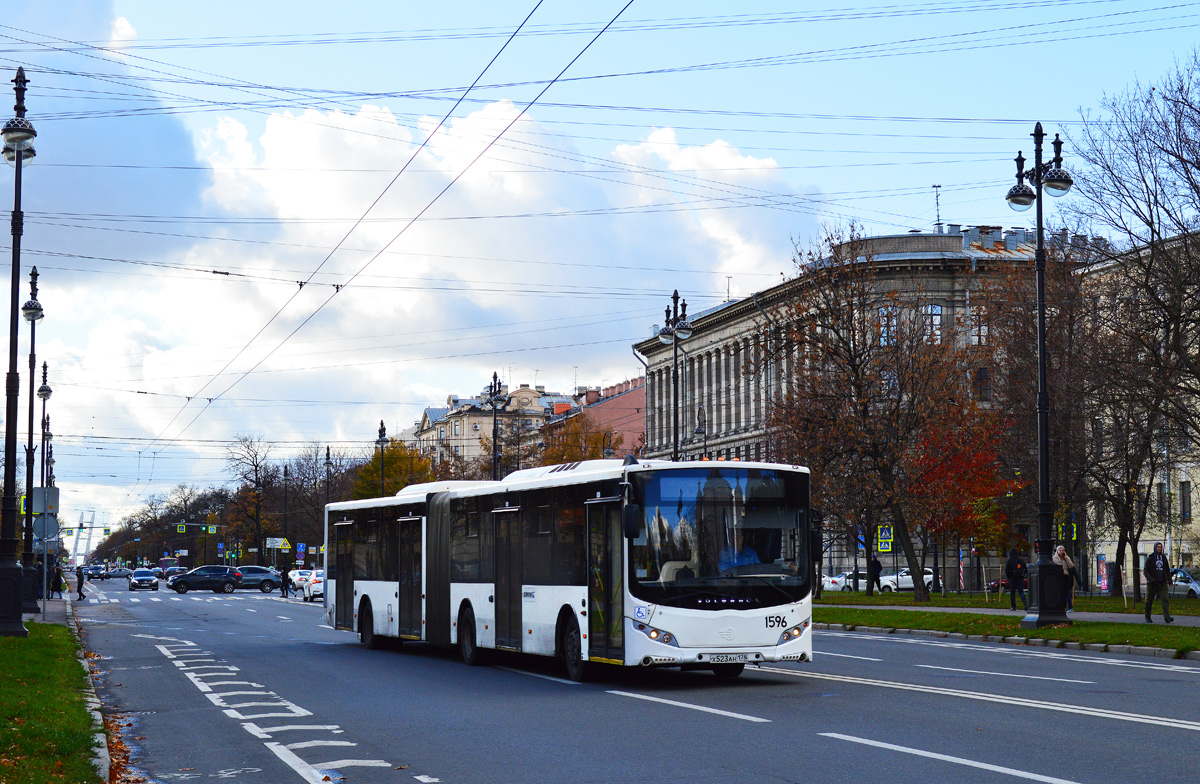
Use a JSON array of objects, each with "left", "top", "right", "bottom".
[{"left": 719, "top": 530, "right": 760, "bottom": 573}]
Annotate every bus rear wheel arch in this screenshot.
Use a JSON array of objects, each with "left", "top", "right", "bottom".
[{"left": 559, "top": 613, "right": 591, "bottom": 682}]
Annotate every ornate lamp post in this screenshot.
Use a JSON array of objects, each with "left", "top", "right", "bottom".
[
  {"left": 1005, "top": 122, "right": 1074, "bottom": 629},
  {"left": 19, "top": 267, "right": 40, "bottom": 612},
  {"left": 486, "top": 372, "right": 504, "bottom": 480},
  {"left": 37, "top": 364, "right": 49, "bottom": 488},
  {"left": 375, "top": 421, "right": 388, "bottom": 497},
  {"left": 694, "top": 405, "right": 707, "bottom": 460},
  {"left": 0, "top": 68, "right": 37, "bottom": 636},
  {"left": 657, "top": 290, "right": 693, "bottom": 461}
]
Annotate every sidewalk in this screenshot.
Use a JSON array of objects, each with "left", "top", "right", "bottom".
[
  {"left": 23, "top": 593, "right": 71, "bottom": 627},
  {"left": 830, "top": 603, "right": 1200, "bottom": 626}
]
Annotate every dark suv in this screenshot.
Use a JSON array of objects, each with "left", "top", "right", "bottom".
[
  {"left": 235, "top": 565, "right": 281, "bottom": 593},
  {"left": 166, "top": 565, "right": 243, "bottom": 594}
]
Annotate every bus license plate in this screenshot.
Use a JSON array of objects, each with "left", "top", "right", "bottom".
[{"left": 708, "top": 654, "right": 748, "bottom": 664}]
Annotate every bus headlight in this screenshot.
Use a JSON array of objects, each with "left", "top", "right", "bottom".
[
  {"left": 777, "top": 621, "right": 808, "bottom": 645},
  {"left": 636, "top": 622, "right": 679, "bottom": 647}
]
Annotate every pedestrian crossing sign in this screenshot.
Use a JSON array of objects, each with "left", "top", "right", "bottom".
[
  {"left": 878, "top": 539, "right": 892, "bottom": 553},
  {"left": 177, "top": 524, "right": 185, "bottom": 533}
]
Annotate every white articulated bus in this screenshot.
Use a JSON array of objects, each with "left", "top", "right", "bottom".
[{"left": 322, "top": 457, "right": 815, "bottom": 680}]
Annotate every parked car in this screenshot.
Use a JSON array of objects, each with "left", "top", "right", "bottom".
[
  {"left": 1171, "top": 568, "right": 1200, "bottom": 599},
  {"left": 104, "top": 567, "right": 134, "bottom": 581},
  {"left": 84, "top": 565, "right": 104, "bottom": 580},
  {"left": 303, "top": 570, "right": 324, "bottom": 602},
  {"left": 166, "top": 565, "right": 243, "bottom": 594},
  {"left": 127, "top": 569, "right": 159, "bottom": 591},
  {"left": 823, "top": 570, "right": 868, "bottom": 591},
  {"left": 986, "top": 576, "right": 1013, "bottom": 593},
  {"left": 151, "top": 568, "right": 166, "bottom": 580},
  {"left": 288, "top": 569, "right": 313, "bottom": 591},
  {"left": 236, "top": 565, "right": 281, "bottom": 593},
  {"left": 879, "top": 567, "right": 935, "bottom": 592}
]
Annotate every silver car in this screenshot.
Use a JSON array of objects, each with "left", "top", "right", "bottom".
[{"left": 1170, "top": 568, "right": 1199, "bottom": 599}]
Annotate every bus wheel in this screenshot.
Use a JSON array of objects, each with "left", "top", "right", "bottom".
[
  {"left": 359, "top": 601, "right": 382, "bottom": 649},
  {"left": 561, "top": 619, "right": 591, "bottom": 682},
  {"left": 459, "top": 606, "right": 483, "bottom": 666},
  {"left": 712, "top": 663, "right": 745, "bottom": 679}
]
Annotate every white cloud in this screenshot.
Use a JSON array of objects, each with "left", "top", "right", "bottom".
[{"left": 108, "top": 16, "right": 137, "bottom": 50}]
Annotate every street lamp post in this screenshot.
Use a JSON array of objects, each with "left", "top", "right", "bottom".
[
  {"left": 376, "top": 421, "right": 388, "bottom": 497},
  {"left": 694, "top": 405, "right": 707, "bottom": 460},
  {"left": 0, "top": 67, "right": 37, "bottom": 636},
  {"left": 37, "top": 364, "right": 49, "bottom": 488},
  {"left": 20, "top": 267, "right": 41, "bottom": 612},
  {"left": 657, "top": 290, "right": 693, "bottom": 462},
  {"left": 1005, "top": 121, "right": 1074, "bottom": 629},
  {"left": 487, "top": 372, "right": 503, "bottom": 480}
]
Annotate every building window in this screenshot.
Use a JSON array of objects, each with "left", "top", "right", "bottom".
[
  {"left": 454, "top": 421, "right": 460, "bottom": 436},
  {"left": 439, "top": 426, "right": 445, "bottom": 439},
  {"left": 923, "top": 304, "right": 942, "bottom": 343},
  {"left": 878, "top": 306, "right": 897, "bottom": 346},
  {"left": 973, "top": 367, "right": 992, "bottom": 402},
  {"left": 970, "top": 308, "right": 989, "bottom": 346},
  {"left": 1181, "top": 481, "right": 1192, "bottom": 522}
]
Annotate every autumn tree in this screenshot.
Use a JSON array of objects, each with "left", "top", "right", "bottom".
[
  {"left": 768, "top": 227, "right": 1009, "bottom": 602},
  {"left": 352, "top": 438, "right": 433, "bottom": 500},
  {"left": 539, "top": 413, "right": 623, "bottom": 465}
]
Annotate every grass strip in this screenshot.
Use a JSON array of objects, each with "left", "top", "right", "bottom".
[
  {"left": 815, "top": 607, "right": 1200, "bottom": 654},
  {"left": 0, "top": 621, "right": 100, "bottom": 784},
  {"left": 816, "top": 591, "right": 1200, "bottom": 616}
]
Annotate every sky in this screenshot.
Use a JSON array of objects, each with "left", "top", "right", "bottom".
[{"left": 2, "top": 0, "right": 1198, "bottom": 535}]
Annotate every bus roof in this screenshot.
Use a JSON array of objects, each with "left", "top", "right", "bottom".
[{"left": 325, "top": 459, "right": 809, "bottom": 512}]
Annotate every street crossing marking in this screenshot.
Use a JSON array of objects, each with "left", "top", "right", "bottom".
[
  {"left": 821, "top": 733, "right": 1083, "bottom": 783},
  {"left": 494, "top": 665, "right": 580, "bottom": 685}
]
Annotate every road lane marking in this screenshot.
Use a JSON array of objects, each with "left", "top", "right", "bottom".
[
  {"left": 284, "top": 741, "right": 356, "bottom": 751},
  {"left": 607, "top": 691, "right": 770, "bottom": 723},
  {"left": 817, "top": 630, "right": 1200, "bottom": 672},
  {"left": 128, "top": 598, "right": 141, "bottom": 603},
  {"left": 821, "top": 733, "right": 1082, "bottom": 783},
  {"left": 242, "top": 724, "right": 342, "bottom": 738},
  {"left": 761, "top": 668, "right": 1200, "bottom": 732},
  {"left": 915, "top": 665, "right": 1096, "bottom": 684},
  {"left": 494, "top": 666, "right": 580, "bottom": 685},
  {"left": 262, "top": 742, "right": 329, "bottom": 784},
  {"left": 821, "top": 652, "right": 883, "bottom": 661}
]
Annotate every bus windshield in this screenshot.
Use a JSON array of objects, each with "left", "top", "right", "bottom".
[{"left": 628, "top": 466, "right": 809, "bottom": 609}]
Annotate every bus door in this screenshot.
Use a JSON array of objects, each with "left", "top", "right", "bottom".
[
  {"left": 397, "top": 517, "right": 422, "bottom": 638},
  {"left": 586, "top": 499, "right": 624, "bottom": 664},
  {"left": 333, "top": 521, "right": 354, "bottom": 631},
  {"left": 493, "top": 508, "right": 522, "bottom": 650}
]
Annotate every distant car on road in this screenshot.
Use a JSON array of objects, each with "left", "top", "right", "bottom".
[
  {"left": 236, "top": 565, "right": 281, "bottom": 593},
  {"left": 128, "top": 569, "right": 159, "bottom": 591},
  {"left": 1171, "top": 568, "right": 1199, "bottom": 599},
  {"left": 822, "top": 570, "right": 868, "bottom": 592},
  {"left": 166, "top": 565, "right": 243, "bottom": 594},
  {"left": 84, "top": 565, "right": 104, "bottom": 580},
  {"left": 303, "top": 570, "right": 324, "bottom": 602},
  {"left": 104, "top": 568, "right": 134, "bottom": 581},
  {"left": 879, "top": 567, "right": 935, "bottom": 593},
  {"left": 986, "top": 577, "right": 1013, "bottom": 594},
  {"left": 288, "top": 570, "right": 313, "bottom": 591}
]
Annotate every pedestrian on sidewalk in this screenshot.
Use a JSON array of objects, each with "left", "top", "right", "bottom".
[
  {"left": 75, "top": 565, "right": 85, "bottom": 601},
  {"left": 1005, "top": 549, "right": 1028, "bottom": 611},
  {"left": 51, "top": 564, "right": 63, "bottom": 599},
  {"left": 1143, "top": 542, "right": 1174, "bottom": 623},
  {"left": 1053, "top": 546, "right": 1079, "bottom": 612},
  {"left": 870, "top": 555, "right": 883, "bottom": 593},
  {"left": 280, "top": 568, "right": 290, "bottom": 599}
]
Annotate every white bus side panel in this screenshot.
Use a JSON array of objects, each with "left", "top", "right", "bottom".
[
  {"left": 450, "top": 582, "right": 495, "bottom": 649},
  {"left": 519, "top": 585, "right": 588, "bottom": 658},
  {"left": 356, "top": 580, "right": 397, "bottom": 639}
]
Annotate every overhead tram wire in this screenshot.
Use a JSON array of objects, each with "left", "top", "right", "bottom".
[
  {"left": 134, "top": 0, "right": 647, "bottom": 461},
  {"left": 133, "top": 0, "right": 549, "bottom": 469}
]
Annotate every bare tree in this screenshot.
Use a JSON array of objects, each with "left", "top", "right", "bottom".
[{"left": 226, "top": 435, "right": 272, "bottom": 566}]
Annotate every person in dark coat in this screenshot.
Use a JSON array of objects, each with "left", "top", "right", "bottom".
[
  {"left": 280, "top": 569, "right": 290, "bottom": 598},
  {"left": 75, "top": 565, "right": 86, "bottom": 601},
  {"left": 1004, "top": 548, "right": 1028, "bottom": 611},
  {"left": 52, "top": 564, "right": 64, "bottom": 599},
  {"left": 870, "top": 556, "right": 883, "bottom": 592},
  {"left": 1143, "top": 542, "right": 1174, "bottom": 623}
]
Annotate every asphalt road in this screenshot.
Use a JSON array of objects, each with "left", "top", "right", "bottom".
[{"left": 74, "top": 581, "right": 1200, "bottom": 784}]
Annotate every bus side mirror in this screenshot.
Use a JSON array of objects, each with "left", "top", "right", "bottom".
[{"left": 622, "top": 504, "right": 643, "bottom": 538}]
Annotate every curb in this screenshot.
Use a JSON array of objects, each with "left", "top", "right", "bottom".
[
  {"left": 65, "top": 597, "right": 111, "bottom": 783},
  {"left": 813, "top": 622, "right": 1200, "bottom": 661}
]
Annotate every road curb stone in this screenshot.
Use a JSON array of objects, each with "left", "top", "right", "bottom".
[{"left": 66, "top": 598, "right": 110, "bottom": 784}]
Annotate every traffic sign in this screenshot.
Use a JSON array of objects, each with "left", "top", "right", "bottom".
[
  {"left": 217, "top": 542, "right": 224, "bottom": 552},
  {"left": 878, "top": 539, "right": 893, "bottom": 553},
  {"left": 33, "top": 514, "right": 58, "bottom": 539},
  {"left": 297, "top": 542, "right": 306, "bottom": 555},
  {"left": 177, "top": 524, "right": 186, "bottom": 533},
  {"left": 878, "top": 525, "right": 893, "bottom": 541}
]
